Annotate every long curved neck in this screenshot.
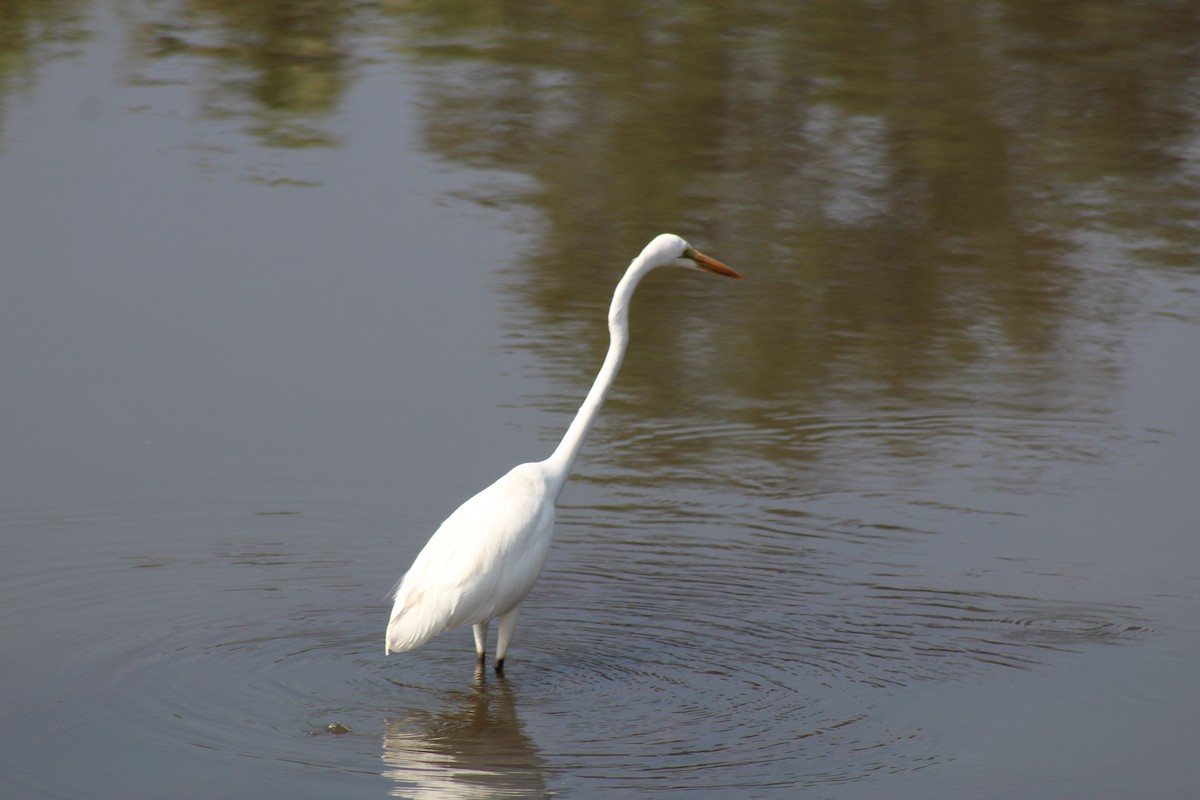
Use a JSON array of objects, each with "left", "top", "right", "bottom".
[{"left": 542, "top": 256, "right": 655, "bottom": 500}]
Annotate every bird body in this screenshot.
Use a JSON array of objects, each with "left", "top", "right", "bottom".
[
  {"left": 386, "top": 234, "right": 739, "bottom": 670},
  {"left": 385, "top": 462, "right": 554, "bottom": 655}
]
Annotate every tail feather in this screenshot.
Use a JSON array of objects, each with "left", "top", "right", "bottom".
[{"left": 384, "top": 588, "right": 455, "bottom": 655}]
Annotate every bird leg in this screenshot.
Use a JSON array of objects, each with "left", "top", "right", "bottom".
[
  {"left": 494, "top": 606, "right": 521, "bottom": 673},
  {"left": 472, "top": 621, "right": 488, "bottom": 663}
]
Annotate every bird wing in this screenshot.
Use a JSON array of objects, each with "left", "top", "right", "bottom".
[{"left": 386, "top": 463, "right": 555, "bottom": 654}]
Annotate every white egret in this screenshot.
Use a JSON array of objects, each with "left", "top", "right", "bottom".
[{"left": 385, "top": 233, "right": 740, "bottom": 671}]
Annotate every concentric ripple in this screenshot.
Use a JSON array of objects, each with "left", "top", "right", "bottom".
[
  {"left": 2, "top": 439, "right": 1157, "bottom": 799},
  {"left": 2, "top": 504, "right": 408, "bottom": 798}
]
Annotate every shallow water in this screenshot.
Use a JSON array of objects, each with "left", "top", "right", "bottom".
[{"left": 2, "top": 2, "right": 1199, "bottom": 798}]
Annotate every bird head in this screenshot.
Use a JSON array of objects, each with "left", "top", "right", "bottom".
[{"left": 642, "top": 233, "right": 741, "bottom": 279}]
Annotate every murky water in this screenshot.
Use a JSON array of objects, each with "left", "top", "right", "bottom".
[{"left": 3, "top": 2, "right": 1199, "bottom": 798}]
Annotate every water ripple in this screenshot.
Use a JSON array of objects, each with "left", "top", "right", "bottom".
[{"left": 1, "top": 471, "right": 1156, "bottom": 797}]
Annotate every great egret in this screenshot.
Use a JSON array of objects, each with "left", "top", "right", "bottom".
[{"left": 385, "top": 233, "right": 740, "bottom": 671}]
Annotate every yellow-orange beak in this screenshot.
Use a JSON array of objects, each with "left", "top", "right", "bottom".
[{"left": 691, "top": 249, "right": 741, "bottom": 279}]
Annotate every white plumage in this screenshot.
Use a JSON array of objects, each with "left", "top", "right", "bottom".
[
  {"left": 386, "top": 464, "right": 553, "bottom": 655},
  {"left": 385, "top": 234, "right": 740, "bottom": 671}
]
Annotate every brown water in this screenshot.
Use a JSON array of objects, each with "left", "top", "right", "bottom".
[{"left": 2, "top": 2, "right": 1198, "bottom": 798}]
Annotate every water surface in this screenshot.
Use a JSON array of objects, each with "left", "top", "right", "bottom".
[{"left": 2, "top": 2, "right": 1199, "bottom": 798}]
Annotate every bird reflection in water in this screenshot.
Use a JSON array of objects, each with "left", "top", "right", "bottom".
[{"left": 381, "top": 666, "right": 549, "bottom": 799}]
